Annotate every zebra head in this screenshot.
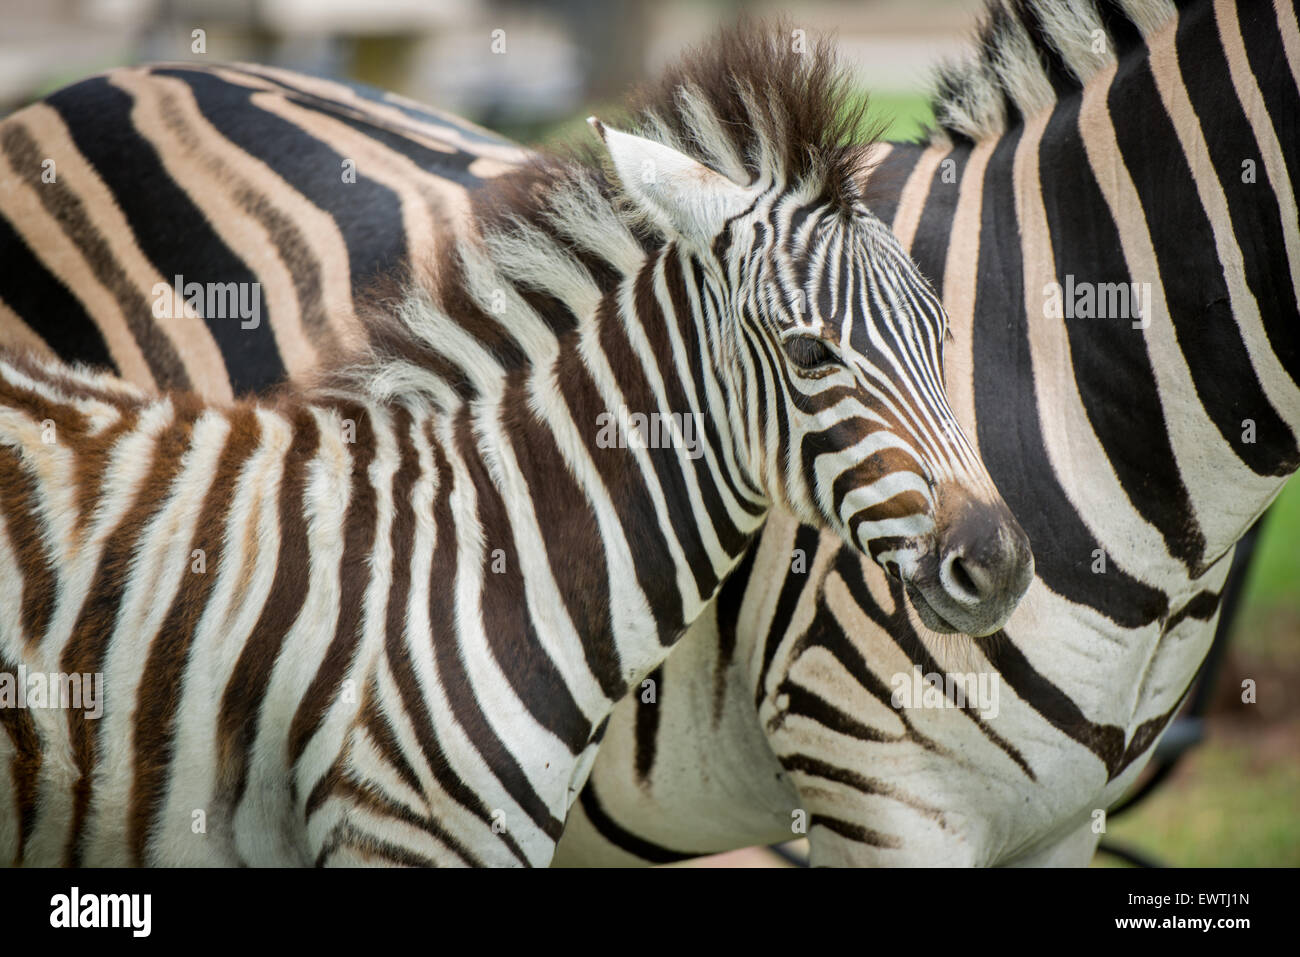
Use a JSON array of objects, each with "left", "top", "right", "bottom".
[{"left": 589, "top": 30, "right": 1033, "bottom": 637}]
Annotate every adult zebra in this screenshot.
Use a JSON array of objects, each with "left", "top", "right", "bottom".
[
  {"left": 0, "top": 28, "right": 1031, "bottom": 867},
  {"left": 1, "top": 0, "right": 1294, "bottom": 866}
]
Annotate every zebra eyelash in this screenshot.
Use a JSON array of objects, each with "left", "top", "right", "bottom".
[{"left": 782, "top": 333, "right": 839, "bottom": 372}]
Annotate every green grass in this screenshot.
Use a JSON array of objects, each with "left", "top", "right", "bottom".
[
  {"left": 1237, "top": 475, "right": 1300, "bottom": 610},
  {"left": 1230, "top": 476, "right": 1300, "bottom": 666},
  {"left": 848, "top": 89, "right": 934, "bottom": 143},
  {"left": 1095, "top": 729, "right": 1300, "bottom": 867}
]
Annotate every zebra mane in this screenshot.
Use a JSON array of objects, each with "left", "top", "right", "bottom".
[
  {"left": 622, "top": 21, "right": 881, "bottom": 212},
  {"left": 320, "top": 22, "right": 882, "bottom": 409},
  {"left": 929, "top": 0, "right": 1179, "bottom": 144}
]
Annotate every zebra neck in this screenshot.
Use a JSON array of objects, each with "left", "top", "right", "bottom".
[
  {"left": 1040, "top": 0, "right": 1297, "bottom": 575},
  {"left": 927, "top": 0, "right": 1299, "bottom": 598},
  {"left": 355, "top": 242, "right": 770, "bottom": 701}
]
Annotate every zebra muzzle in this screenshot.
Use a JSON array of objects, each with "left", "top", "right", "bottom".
[{"left": 905, "top": 490, "right": 1034, "bottom": 637}]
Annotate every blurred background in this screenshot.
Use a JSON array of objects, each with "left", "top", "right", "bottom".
[
  {"left": 0, "top": 0, "right": 1294, "bottom": 867},
  {"left": 0, "top": 0, "right": 981, "bottom": 137}
]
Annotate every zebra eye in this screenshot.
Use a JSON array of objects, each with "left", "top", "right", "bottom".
[{"left": 783, "top": 334, "right": 837, "bottom": 371}]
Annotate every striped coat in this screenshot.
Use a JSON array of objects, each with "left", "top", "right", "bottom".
[
  {"left": 0, "top": 26, "right": 1031, "bottom": 865},
  {"left": 5, "top": 0, "right": 1291, "bottom": 866}
]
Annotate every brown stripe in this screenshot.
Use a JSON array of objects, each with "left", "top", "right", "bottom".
[
  {"left": 12, "top": 101, "right": 233, "bottom": 401},
  {"left": 60, "top": 410, "right": 194, "bottom": 866},
  {"left": 810, "top": 813, "right": 902, "bottom": 850},
  {"left": 287, "top": 402, "right": 376, "bottom": 764},
  {"left": 306, "top": 758, "right": 480, "bottom": 867},
  {"left": 369, "top": 411, "right": 531, "bottom": 865},
  {"left": 781, "top": 753, "right": 947, "bottom": 826},
  {"left": 147, "top": 79, "right": 343, "bottom": 356},
  {"left": 0, "top": 355, "right": 93, "bottom": 441},
  {"left": 0, "top": 353, "right": 148, "bottom": 567},
  {"left": 314, "top": 820, "right": 439, "bottom": 868},
  {"left": 70, "top": 415, "right": 141, "bottom": 541},
  {"left": 0, "top": 123, "right": 156, "bottom": 391},
  {"left": 357, "top": 681, "right": 423, "bottom": 800},
  {"left": 5, "top": 350, "right": 148, "bottom": 408},
  {"left": 126, "top": 406, "right": 261, "bottom": 865},
  {"left": 0, "top": 650, "right": 42, "bottom": 864},
  {"left": 214, "top": 406, "right": 319, "bottom": 813},
  {"left": 0, "top": 439, "right": 58, "bottom": 648}
]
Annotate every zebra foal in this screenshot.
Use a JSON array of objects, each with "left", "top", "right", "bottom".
[{"left": 0, "top": 28, "right": 1032, "bottom": 867}]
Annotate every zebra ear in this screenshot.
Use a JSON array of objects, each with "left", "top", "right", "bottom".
[{"left": 588, "top": 117, "right": 753, "bottom": 242}]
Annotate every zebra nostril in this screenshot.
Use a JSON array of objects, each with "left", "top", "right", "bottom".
[
  {"left": 940, "top": 550, "right": 985, "bottom": 605},
  {"left": 952, "top": 556, "right": 978, "bottom": 595}
]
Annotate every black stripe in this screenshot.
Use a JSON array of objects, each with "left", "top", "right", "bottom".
[
  {"left": 776, "top": 680, "right": 898, "bottom": 744},
  {"left": 967, "top": 116, "right": 1168, "bottom": 627},
  {"left": 833, "top": 549, "right": 1035, "bottom": 777},
  {"left": 558, "top": 314, "right": 684, "bottom": 645},
  {"left": 986, "top": 631, "right": 1127, "bottom": 777},
  {"left": 1237, "top": 0, "right": 1300, "bottom": 257},
  {"left": 216, "top": 408, "right": 319, "bottom": 816},
  {"left": 315, "top": 821, "right": 440, "bottom": 868},
  {"left": 425, "top": 436, "right": 564, "bottom": 846},
  {"left": 598, "top": 262, "right": 721, "bottom": 605},
  {"left": 44, "top": 76, "right": 286, "bottom": 393},
  {"left": 287, "top": 402, "right": 378, "bottom": 765},
  {"left": 753, "top": 523, "right": 821, "bottom": 709},
  {"left": 906, "top": 143, "right": 969, "bottom": 298},
  {"left": 1175, "top": 0, "right": 1300, "bottom": 400},
  {"left": 1112, "top": 19, "right": 1297, "bottom": 482},
  {"left": 456, "top": 405, "right": 593, "bottom": 755},
  {"left": 1096, "top": 0, "right": 1146, "bottom": 57},
  {"left": 1041, "top": 67, "right": 1205, "bottom": 569},
  {"left": 499, "top": 369, "right": 624, "bottom": 699},
  {"left": 0, "top": 650, "right": 41, "bottom": 865},
  {"left": 575, "top": 783, "right": 695, "bottom": 864},
  {"left": 634, "top": 666, "right": 663, "bottom": 784},
  {"left": 166, "top": 69, "right": 410, "bottom": 301},
  {"left": 0, "top": 122, "right": 191, "bottom": 391},
  {"left": 1011, "top": 0, "right": 1079, "bottom": 96},
  {"left": 680, "top": 255, "right": 766, "bottom": 510},
  {"left": 0, "top": 215, "right": 113, "bottom": 371},
  {"left": 238, "top": 66, "right": 517, "bottom": 149},
  {"left": 376, "top": 411, "right": 531, "bottom": 865},
  {"left": 861, "top": 143, "right": 923, "bottom": 225},
  {"left": 643, "top": 256, "right": 750, "bottom": 557},
  {"left": 713, "top": 536, "right": 760, "bottom": 721},
  {"left": 809, "top": 814, "right": 900, "bottom": 849}
]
